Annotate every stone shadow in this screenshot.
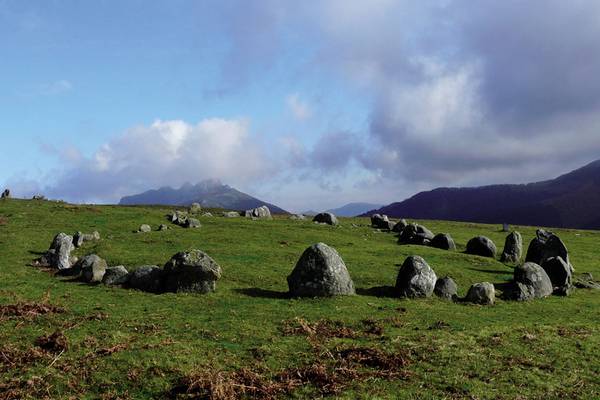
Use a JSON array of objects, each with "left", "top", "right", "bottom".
[
  {"left": 234, "top": 287, "right": 290, "bottom": 299},
  {"left": 356, "top": 285, "right": 397, "bottom": 298}
]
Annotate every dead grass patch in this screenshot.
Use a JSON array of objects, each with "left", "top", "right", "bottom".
[
  {"left": 0, "top": 300, "right": 65, "bottom": 321},
  {"left": 35, "top": 331, "right": 68, "bottom": 354}
]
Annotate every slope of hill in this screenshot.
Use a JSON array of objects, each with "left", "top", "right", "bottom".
[
  {"left": 368, "top": 159, "right": 600, "bottom": 229},
  {"left": 119, "top": 179, "right": 288, "bottom": 213},
  {"left": 326, "top": 202, "right": 383, "bottom": 217}
]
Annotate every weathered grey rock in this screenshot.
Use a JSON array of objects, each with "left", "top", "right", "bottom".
[
  {"left": 541, "top": 256, "right": 572, "bottom": 294},
  {"left": 139, "top": 224, "right": 151, "bottom": 233},
  {"left": 395, "top": 256, "right": 437, "bottom": 298},
  {"left": 184, "top": 218, "right": 201, "bottom": 228},
  {"left": 50, "top": 233, "right": 74, "bottom": 270},
  {"left": 466, "top": 236, "right": 497, "bottom": 258},
  {"left": 79, "top": 254, "right": 108, "bottom": 283},
  {"left": 392, "top": 219, "right": 408, "bottom": 233},
  {"left": 287, "top": 243, "right": 355, "bottom": 297},
  {"left": 290, "top": 214, "right": 306, "bottom": 220},
  {"left": 371, "top": 214, "right": 391, "bottom": 229},
  {"left": 128, "top": 265, "right": 164, "bottom": 293},
  {"left": 541, "top": 235, "right": 573, "bottom": 272},
  {"left": 573, "top": 273, "right": 600, "bottom": 290},
  {"left": 170, "top": 211, "right": 188, "bottom": 225},
  {"left": 158, "top": 224, "right": 169, "bottom": 231},
  {"left": 465, "top": 282, "right": 495, "bottom": 305},
  {"left": 430, "top": 233, "right": 456, "bottom": 251},
  {"left": 73, "top": 231, "right": 101, "bottom": 247},
  {"left": 500, "top": 231, "right": 522, "bottom": 263},
  {"left": 398, "top": 224, "right": 434, "bottom": 245},
  {"left": 507, "top": 262, "right": 553, "bottom": 301},
  {"left": 312, "top": 212, "right": 338, "bottom": 226},
  {"left": 189, "top": 202, "right": 202, "bottom": 214},
  {"left": 32, "top": 194, "right": 45, "bottom": 200},
  {"left": 222, "top": 211, "right": 240, "bottom": 218},
  {"left": 163, "top": 250, "right": 222, "bottom": 293},
  {"left": 244, "top": 205, "right": 272, "bottom": 219},
  {"left": 434, "top": 276, "right": 458, "bottom": 300},
  {"left": 1, "top": 189, "right": 10, "bottom": 199},
  {"left": 202, "top": 212, "right": 213, "bottom": 217},
  {"left": 525, "top": 229, "right": 553, "bottom": 264},
  {"left": 102, "top": 265, "right": 129, "bottom": 285}
]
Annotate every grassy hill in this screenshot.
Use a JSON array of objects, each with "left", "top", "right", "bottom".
[{"left": 1, "top": 199, "right": 599, "bottom": 399}]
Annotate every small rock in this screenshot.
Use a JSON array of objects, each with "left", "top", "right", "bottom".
[
  {"left": 465, "top": 282, "right": 495, "bottom": 305},
  {"left": 139, "top": 224, "right": 151, "bottom": 233},
  {"left": 434, "top": 276, "right": 458, "bottom": 300},
  {"left": 189, "top": 202, "right": 202, "bottom": 214},
  {"left": 128, "top": 265, "right": 164, "bottom": 293},
  {"left": 222, "top": 211, "right": 240, "bottom": 218},
  {"left": 290, "top": 214, "right": 306, "bottom": 220},
  {"left": 430, "top": 233, "right": 456, "bottom": 250},
  {"left": 466, "top": 236, "right": 497, "bottom": 258},
  {"left": 184, "top": 218, "right": 201, "bottom": 228},
  {"left": 395, "top": 256, "right": 437, "bottom": 298},
  {"left": 202, "top": 212, "right": 213, "bottom": 217},
  {"left": 158, "top": 224, "right": 169, "bottom": 231},
  {"left": 102, "top": 266, "right": 130, "bottom": 285}
]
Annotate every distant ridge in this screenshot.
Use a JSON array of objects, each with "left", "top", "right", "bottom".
[
  {"left": 326, "top": 202, "right": 383, "bottom": 217},
  {"left": 364, "top": 159, "right": 600, "bottom": 230},
  {"left": 119, "top": 179, "right": 288, "bottom": 214}
]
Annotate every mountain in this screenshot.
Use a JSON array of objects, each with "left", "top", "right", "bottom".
[
  {"left": 365, "top": 159, "right": 600, "bottom": 230},
  {"left": 119, "top": 179, "right": 288, "bottom": 214},
  {"left": 326, "top": 202, "right": 384, "bottom": 217}
]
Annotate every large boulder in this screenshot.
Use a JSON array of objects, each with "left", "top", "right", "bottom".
[
  {"left": 465, "top": 282, "right": 495, "bottom": 305},
  {"left": 102, "top": 265, "right": 130, "bottom": 286},
  {"left": 371, "top": 214, "right": 392, "bottom": 230},
  {"left": 506, "top": 262, "right": 553, "bottom": 301},
  {"left": 163, "top": 250, "right": 222, "bottom": 294},
  {"left": 398, "top": 224, "right": 434, "bottom": 245},
  {"left": 392, "top": 219, "right": 408, "bottom": 233},
  {"left": 79, "top": 254, "right": 108, "bottom": 283},
  {"left": 500, "top": 231, "right": 522, "bottom": 263},
  {"left": 525, "top": 229, "right": 553, "bottom": 264},
  {"left": 466, "top": 236, "right": 497, "bottom": 258},
  {"left": 541, "top": 235, "right": 573, "bottom": 272},
  {"left": 49, "top": 233, "right": 74, "bottom": 270},
  {"left": 128, "top": 265, "right": 164, "bottom": 293},
  {"left": 244, "top": 205, "right": 272, "bottom": 219},
  {"left": 541, "top": 256, "right": 572, "bottom": 295},
  {"left": 430, "top": 233, "right": 456, "bottom": 251},
  {"left": 312, "top": 212, "right": 338, "bottom": 226},
  {"left": 395, "top": 256, "right": 437, "bottom": 298},
  {"left": 287, "top": 243, "right": 355, "bottom": 297},
  {"left": 434, "top": 276, "right": 458, "bottom": 300}
]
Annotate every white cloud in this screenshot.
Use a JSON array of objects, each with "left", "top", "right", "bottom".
[{"left": 286, "top": 94, "right": 312, "bottom": 121}]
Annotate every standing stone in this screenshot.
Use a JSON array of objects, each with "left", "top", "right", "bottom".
[
  {"left": 139, "top": 224, "right": 151, "bottom": 233},
  {"left": 502, "top": 223, "right": 510, "bottom": 232},
  {"left": 525, "top": 229, "right": 553, "bottom": 264},
  {"left": 189, "top": 203, "right": 202, "bottom": 214},
  {"left": 500, "top": 232, "right": 523, "bottom": 263},
  {"left": 398, "top": 224, "right": 434, "bottom": 245},
  {"left": 541, "top": 257, "right": 572, "bottom": 295},
  {"left": 287, "top": 243, "right": 355, "bottom": 297},
  {"left": 102, "top": 265, "right": 130, "bottom": 286},
  {"left": 465, "top": 282, "right": 495, "bottom": 305},
  {"left": 507, "top": 262, "right": 553, "bottom": 301},
  {"left": 395, "top": 256, "right": 437, "bottom": 298},
  {"left": 244, "top": 205, "right": 272, "bottom": 219},
  {"left": 541, "top": 235, "right": 573, "bottom": 272},
  {"left": 1, "top": 189, "right": 10, "bottom": 199},
  {"left": 312, "top": 212, "right": 339, "bottom": 226},
  {"left": 430, "top": 233, "right": 456, "bottom": 251},
  {"left": 128, "top": 266, "right": 164, "bottom": 293},
  {"left": 466, "top": 236, "right": 497, "bottom": 258},
  {"left": 73, "top": 231, "right": 101, "bottom": 247},
  {"left": 163, "top": 250, "right": 222, "bottom": 293},
  {"left": 434, "top": 276, "right": 458, "bottom": 300},
  {"left": 79, "top": 254, "right": 108, "bottom": 283},
  {"left": 392, "top": 219, "right": 408, "bottom": 233},
  {"left": 50, "top": 233, "right": 74, "bottom": 270}
]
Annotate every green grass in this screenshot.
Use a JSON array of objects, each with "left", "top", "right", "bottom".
[{"left": 1, "top": 199, "right": 599, "bottom": 399}]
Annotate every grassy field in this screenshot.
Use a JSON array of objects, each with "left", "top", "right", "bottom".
[{"left": 1, "top": 199, "right": 599, "bottom": 399}]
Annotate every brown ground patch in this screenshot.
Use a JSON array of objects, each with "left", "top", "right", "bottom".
[
  {"left": 280, "top": 317, "right": 358, "bottom": 339},
  {"left": 35, "top": 331, "right": 68, "bottom": 354},
  {"left": 0, "top": 345, "right": 48, "bottom": 373},
  {"left": 0, "top": 300, "right": 65, "bottom": 321},
  {"left": 0, "top": 216, "right": 7, "bottom": 225}
]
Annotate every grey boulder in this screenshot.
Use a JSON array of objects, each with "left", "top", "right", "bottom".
[
  {"left": 541, "top": 256, "right": 572, "bottom": 295},
  {"left": 49, "top": 233, "right": 74, "bottom": 270},
  {"left": 371, "top": 214, "right": 392, "bottom": 230},
  {"left": 189, "top": 202, "right": 202, "bottom": 214},
  {"left": 525, "top": 229, "right": 553, "bottom": 264},
  {"left": 395, "top": 256, "right": 437, "bottom": 298},
  {"left": 222, "top": 211, "right": 240, "bottom": 218},
  {"left": 465, "top": 282, "right": 495, "bottom": 305},
  {"left": 287, "top": 243, "right": 355, "bottom": 297},
  {"left": 73, "top": 231, "right": 100, "bottom": 247},
  {"left": 398, "top": 224, "right": 434, "bottom": 245},
  {"left": 500, "top": 231, "right": 522, "bottom": 263},
  {"left": 128, "top": 265, "right": 164, "bottom": 293},
  {"left": 466, "top": 236, "right": 497, "bottom": 258},
  {"left": 312, "top": 212, "right": 338, "bottom": 226},
  {"left": 391, "top": 219, "right": 408, "bottom": 233},
  {"left": 244, "top": 205, "right": 272, "bottom": 219},
  {"left": 163, "top": 250, "right": 222, "bottom": 294},
  {"left": 102, "top": 265, "right": 130, "bottom": 286},
  {"left": 434, "top": 276, "right": 458, "bottom": 300},
  {"left": 184, "top": 218, "right": 201, "bottom": 228},
  {"left": 139, "top": 224, "right": 151, "bottom": 233},
  {"left": 507, "top": 262, "right": 553, "bottom": 301},
  {"left": 430, "top": 233, "right": 456, "bottom": 251},
  {"left": 79, "top": 254, "right": 108, "bottom": 283}
]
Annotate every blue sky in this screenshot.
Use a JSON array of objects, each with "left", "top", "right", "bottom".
[{"left": 2, "top": 1, "right": 600, "bottom": 212}]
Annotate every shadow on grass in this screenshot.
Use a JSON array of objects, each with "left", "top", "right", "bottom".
[
  {"left": 28, "top": 250, "right": 47, "bottom": 256},
  {"left": 467, "top": 267, "right": 514, "bottom": 275},
  {"left": 234, "top": 288, "right": 290, "bottom": 299},
  {"left": 356, "top": 286, "right": 397, "bottom": 298}
]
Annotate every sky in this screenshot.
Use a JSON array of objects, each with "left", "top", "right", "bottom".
[{"left": 2, "top": 0, "right": 600, "bottom": 212}]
